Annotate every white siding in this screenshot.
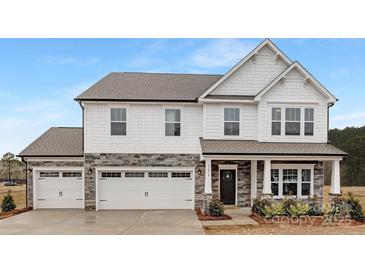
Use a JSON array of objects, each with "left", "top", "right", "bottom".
[
  {"left": 84, "top": 103, "right": 203, "bottom": 154},
  {"left": 210, "top": 45, "right": 288, "bottom": 96},
  {"left": 204, "top": 103, "right": 258, "bottom": 140},
  {"left": 257, "top": 69, "right": 328, "bottom": 143}
]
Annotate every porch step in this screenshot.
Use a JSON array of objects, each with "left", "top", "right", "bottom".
[{"left": 223, "top": 205, "right": 240, "bottom": 209}]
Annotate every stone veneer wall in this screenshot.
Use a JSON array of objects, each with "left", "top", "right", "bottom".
[
  {"left": 84, "top": 153, "right": 201, "bottom": 210},
  {"left": 194, "top": 160, "right": 252, "bottom": 209},
  {"left": 26, "top": 160, "right": 84, "bottom": 208}
]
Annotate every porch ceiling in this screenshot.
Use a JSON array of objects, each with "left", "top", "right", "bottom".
[{"left": 200, "top": 138, "right": 347, "bottom": 156}]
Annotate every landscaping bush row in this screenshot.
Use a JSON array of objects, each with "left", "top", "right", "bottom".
[{"left": 252, "top": 193, "right": 364, "bottom": 222}]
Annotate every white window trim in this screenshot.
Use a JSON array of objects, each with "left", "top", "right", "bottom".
[
  {"left": 223, "top": 107, "right": 240, "bottom": 137},
  {"left": 270, "top": 106, "right": 315, "bottom": 138},
  {"left": 270, "top": 163, "right": 315, "bottom": 199},
  {"left": 110, "top": 106, "right": 128, "bottom": 137},
  {"left": 304, "top": 108, "right": 315, "bottom": 136},
  {"left": 164, "top": 107, "right": 182, "bottom": 137}
]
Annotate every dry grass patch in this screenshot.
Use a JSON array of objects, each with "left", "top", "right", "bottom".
[
  {"left": 324, "top": 185, "right": 365, "bottom": 209},
  {"left": 0, "top": 182, "right": 26, "bottom": 211}
]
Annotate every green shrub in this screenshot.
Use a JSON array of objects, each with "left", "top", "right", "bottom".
[
  {"left": 208, "top": 195, "right": 224, "bottom": 217},
  {"left": 1, "top": 190, "right": 17, "bottom": 212},
  {"left": 281, "top": 197, "right": 298, "bottom": 216},
  {"left": 328, "top": 196, "right": 350, "bottom": 219},
  {"left": 252, "top": 197, "right": 272, "bottom": 217},
  {"left": 261, "top": 202, "right": 285, "bottom": 218},
  {"left": 345, "top": 192, "right": 365, "bottom": 222},
  {"left": 287, "top": 201, "right": 310, "bottom": 217},
  {"left": 307, "top": 197, "right": 323, "bottom": 216}
]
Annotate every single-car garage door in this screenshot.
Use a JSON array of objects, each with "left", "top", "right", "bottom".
[
  {"left": 35, "top": 170, "right": 84, "bottom": 209},
  {"left": 97, "top": 170, "right": 194, "bottom": 210}
]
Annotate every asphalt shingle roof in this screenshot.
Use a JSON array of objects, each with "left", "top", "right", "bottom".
[
  {"left": 18, "top": 127, "right": 83, "bottom": 157},
  {"left": 200, "top": 138, "right": 347, "bottom": 156},
  {"left": 75, "top": 72, "right": 223, "bottom": 101}
]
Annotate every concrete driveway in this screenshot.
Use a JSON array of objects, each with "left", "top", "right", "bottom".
[{"left": 0, "top": 209, "right": 203, "bottom": 235}]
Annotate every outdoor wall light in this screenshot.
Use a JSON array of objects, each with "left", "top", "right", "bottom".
[
  {"left": 27, "top": 168, "right": 32, "bottom": 174},
  {"left": 88, "top": 168, "right": 93, "bottom": 175},
  {"left": 198, "top": 169, "right": 202, "bottom": 176}
]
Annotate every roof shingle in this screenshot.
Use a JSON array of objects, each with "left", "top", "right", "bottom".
[
  {"left": 18, "top": 127, "right": 83, "bottom": 157},
  {"left": 75, "top": 72, "right": 223, "bottom": 101},
  {"left": 200, "top": 138, "right": 347, "bottom": 156}
]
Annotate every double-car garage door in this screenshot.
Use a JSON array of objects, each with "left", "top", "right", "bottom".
[
  {"left": 34, "top": 168, "right": 194, "bottom": 210},
  {"left": 98, "top": 170, "right": 194, "bottom": 210}
]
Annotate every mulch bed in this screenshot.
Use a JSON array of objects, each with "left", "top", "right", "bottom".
[
  {"left": 195, "top": 209, "right": 232, "bottom": 221},
  {"left": 0, "top": 207, "right": 32, "bottom": 220},
  {"left": 250, "top": 212, "right": 364, "bottom": 226}
]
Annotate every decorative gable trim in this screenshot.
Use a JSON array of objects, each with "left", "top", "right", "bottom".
[
  {"left": 254, "top": 61, "right": 337, "bottom": 103},
  {"left": 198, "top": 39, "right": 292, "bottom": 100}
]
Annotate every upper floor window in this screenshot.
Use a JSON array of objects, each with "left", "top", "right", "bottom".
[
  {"left": 165, "top": 109, "right": 181, "bottom": 136},
  {"left": 304, "top": 108, "right": 314, "bottom": 136},
  {"left": 224, "top": 108, "right": 240, "bottom": 136},
  {"left": 285, "top": 108, "right": 300, "bottom": 136},
  {"left": 271, "top": 108, "right": 281, "bottom": 135},
  {"left": 111, "top": 108, "right": 126, "bottom": 136}
]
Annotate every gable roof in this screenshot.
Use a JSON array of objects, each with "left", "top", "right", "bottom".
[
  {"left": 18, "top": 127, "right": 83, "bottom": 157},
  {"left": 198, "top": 39, "right": 292, "bottom": 99},
  {"left": 254, "top": 61, "right": 337, "bottom": 103},
  {"left": 75, "top": 72, "right": 222, "bottom": 102}
]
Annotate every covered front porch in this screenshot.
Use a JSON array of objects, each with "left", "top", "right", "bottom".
[{"left": 198, "top": 139, "right": 347, "bottom": 210}]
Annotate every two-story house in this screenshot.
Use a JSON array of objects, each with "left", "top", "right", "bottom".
[{"left": 18, "top": 39, "right": 346, "bottom": 211}]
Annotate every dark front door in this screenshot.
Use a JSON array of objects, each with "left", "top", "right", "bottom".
[{"left": 220, "top": 170, "right": 236, "bottom": 205}]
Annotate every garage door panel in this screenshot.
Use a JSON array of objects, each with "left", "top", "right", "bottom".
[
  {"left": 98, "top": 170, "right": 194, "bottom": 210},
  {"left": 36, "top": 170, "right": 83, "bottom": 209}
]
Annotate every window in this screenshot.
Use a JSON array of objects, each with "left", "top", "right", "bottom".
[
  {"left": 304, "top": 108, "right": 314, "bottom": 136},
  {"left": 148, "top": 172, "right": 168, "bottom": 178},
  {"left": 165, "top": 109, "right": 181, "bottom": 136},
  {"left": 62, "top": 172, "right": 82, "bottom": 177},
  {"left": 39, "top": 172, "right": 59, "bottom": 177},
  {"left": 271, "top": 108, "right": 281, "bottom": 135},
  {"left": 285, "top": 108, "right": 301, "bottom": 135},
  {"left": 111, "top": 108, "right": 126, "bottom": 136},
  {"left": 283, "top": 169, "right": 298, "bottom": 195},
  {"left": 271, "top": 169, "right": 279, "bottom": 196},
  {"left": 301, "top": 169, "right": 311, "bottom": 196},
  {"left": 171, "top": 172, "right": 191, "bottom": 178},
  {"left": 101, "top": 172, "right": 121, "bottom": 178},
  {"left": 125, "top": 172, "right": 144, "bottom": 178},
  {"left": 224, "top": 108, "right": 240, "bottom": 136}
]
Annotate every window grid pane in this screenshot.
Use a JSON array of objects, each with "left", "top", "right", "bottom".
[
  {"left": 111, "top": 108, "right": 126, "bottom": 121},
  {"left": 305, "top": 108, "right": 314, "bottom": 121},
  {"left": 224, "top": 108, "right": 239, "bottom": 122},
  {"left": 224, "top": 122, "right": 239, "bottom": 136},
  {"left": 165, "top": 109, "right": 180, "bottom": 122}
]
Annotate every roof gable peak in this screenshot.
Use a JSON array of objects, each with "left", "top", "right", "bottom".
[{"left": 199, "top": 39, "right": 292, "bottom": 100}]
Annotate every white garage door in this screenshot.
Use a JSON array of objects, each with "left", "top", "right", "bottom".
[
  {"left": 98, "top": 170, "right": 194, "bottom": 210},
  {"left": 36, "top": 170, "right": 83, "bottom": 209}
]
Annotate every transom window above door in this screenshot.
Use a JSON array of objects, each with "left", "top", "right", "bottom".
[
  {"left": 224, "top": 108, "right": 240, "bottom": 136},
  {"left": 111, "top": 108, "right": 127, "bottom": 136},
  {"left": 165, "top": 109, "right": 181, "bottom": 136}
]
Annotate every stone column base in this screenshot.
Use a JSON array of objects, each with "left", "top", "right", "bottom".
[
  {"left": 202, "top": 193, "right": 213, "bottom": 213},
  {"left": 328, "top": 193, "right": 343, "bottom": 205}
]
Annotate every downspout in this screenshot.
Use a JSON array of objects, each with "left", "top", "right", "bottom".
[
  {"left": 327, "top": 101, "right": 336, "bottom": 143},
  {"left": 78, "top": 101, "right": 84, "bottom": 152},
  {"left": 21, "top": 158, "right": 28, "bottom": 208}
]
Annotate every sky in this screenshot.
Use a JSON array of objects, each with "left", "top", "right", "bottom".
[{"left": 0, "top": 38, "right": 364, "bottom": 155}]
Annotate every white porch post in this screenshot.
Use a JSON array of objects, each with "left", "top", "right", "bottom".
[
  {"left": 204, "top": 159, "right": 212, "bottom": 194},
  {"left": 330, "top": 159, "right": 341, "bottom": 195},
  {"left": 251, "top": 160, "right": 257, "bottom": 205},
  {"left": 262, "top": 159, "right": 272, "bottom": 195}
]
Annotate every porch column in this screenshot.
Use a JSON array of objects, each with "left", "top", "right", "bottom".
[
  {"left": 262, "top": 159, "right": 272, "bottom": 195},
  {"left": 204, "top": 159, "right": 212, "bottom": 194},
  {"left": 250, "top": 160, "right": 257, "bottom": 205},
  {"left": 330, "top": 159, "right": 341, "bottom": 195}
]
